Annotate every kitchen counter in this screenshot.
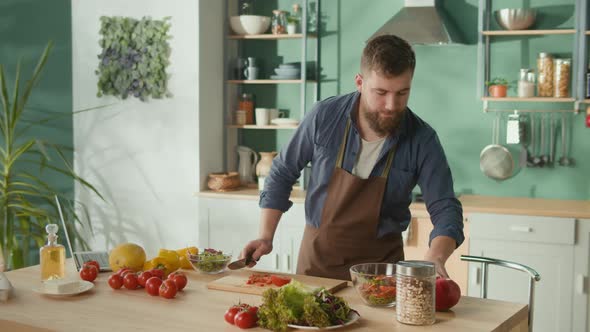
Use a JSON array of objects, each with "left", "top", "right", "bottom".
[
  {"left": 2, "top": 263, "right": 527, "bottom": 331},
  {"left": 198, "top": 188, "right": 590, "bottom": 219}
]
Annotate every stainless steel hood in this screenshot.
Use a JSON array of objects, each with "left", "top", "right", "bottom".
[{"left": 369, "top": 0, "right": 463, "bottom": 45}]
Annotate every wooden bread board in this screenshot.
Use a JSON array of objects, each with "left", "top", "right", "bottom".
[{"left": 206, "top": 273, "right": 348, "bottom": 296}]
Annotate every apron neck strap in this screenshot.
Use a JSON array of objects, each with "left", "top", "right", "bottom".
[
  {"left": 336, "top": 118, "right": 398, "bottom": 178},
  {"left": 335, "top": 118, "right": 352, "bottom": 168}
]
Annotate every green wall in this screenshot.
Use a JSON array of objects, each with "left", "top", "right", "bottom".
[
  {"left": 243, "top": 0, "right": 589, "bottom": 200},
  {"left": 0, "top": 0, "right": 73, "bottom": 195}
]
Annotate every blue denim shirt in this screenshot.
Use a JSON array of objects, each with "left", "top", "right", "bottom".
[{"left": 260, "top": 91, "right": 464, "bottom": 247}]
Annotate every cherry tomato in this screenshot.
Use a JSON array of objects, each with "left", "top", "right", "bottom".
[
  {"left": 145, "top": 276, "right": 163, "bottom": 296},
  {"left": 234, "top": 310, "right": 257, "bottom": 329},
  {"left": 167, "top": 271, "right": 188, "bottom": 291},
  {"left": 79, "top": 264, "right": 98, "bottom": 282},
  {"left": 137, "top": 271, "right": 153, "bottom": 288},
  {"left": 270, "top": 275, "right": 291, "bottom": 287},
  {"left": 159, "top": 279, "right": 178, "bottom": 299},
  {"left": 117, "top": 268, "right": 133, "bottom": 277},
  {"left": 123, "top": 273, "right": 139, "bottom": 290},
  {"left": 248, "top": 306, "right": 259, "bottom": 316},
  {"left": 108, "top": 274, "right": 124, "bottom": 289},
  {"left": 149, "top": 268, "right": 165, "bottom": 280},
  {"left": 84, "top": 260, "right": 100, "bottom": 271},
  {"left": 224, "top": 306, "right": 240, "bottom": 325}
]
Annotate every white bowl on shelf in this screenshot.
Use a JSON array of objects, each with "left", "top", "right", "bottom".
[{"left": 230, "top": 15, "right": 271, "bottom": 35}]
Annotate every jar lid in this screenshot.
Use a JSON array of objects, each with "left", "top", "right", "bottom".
[
  {"left": 538, "top": 52, "right": 552, "bottom": 58},
  {"left": 555, "top": 58, "right": 572, "bottom": 64},
  {"left": 396, "top": 260, "right": 435, "bottom": 277}
]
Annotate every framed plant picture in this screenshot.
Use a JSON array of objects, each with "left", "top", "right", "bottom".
[{"left": 96, "top": 16, "right": 172, "bottom": 101}]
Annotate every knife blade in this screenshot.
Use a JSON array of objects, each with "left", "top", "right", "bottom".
[{"left": 227, "top": 255, "right": 253, "bottom": 270}]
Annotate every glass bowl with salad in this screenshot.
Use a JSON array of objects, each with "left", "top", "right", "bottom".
[
  {"left": 188, "top": 248, "right": 231, "bottom": 274},
  {"left": 350, "top": 263, "right": 397, "bottom": 307}
]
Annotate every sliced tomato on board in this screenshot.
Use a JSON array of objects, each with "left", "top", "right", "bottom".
[{"left": 270, "top": 275, "right": 291, "bottom": 287}]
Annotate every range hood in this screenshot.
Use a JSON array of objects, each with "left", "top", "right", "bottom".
[{"left": 369, "top": 0, "right": 463, "bottom": 45}]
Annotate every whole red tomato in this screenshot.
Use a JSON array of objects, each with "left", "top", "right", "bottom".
[
  {"left": 84, "top": 260, "right": 100, "bottom": 271},
  {"left": 224, "top": 306, "right": 241, "bottom": 325},
  {"left": 145, "top": 276, "right": 163, "bottom": 296},
  {"left": 270, "top": 275, "right": 291, "bottom": 287},
  {"left": 149, "top": 268, "right": 165, "bottom": 280},
  {"left": 234, "top": 310, "right": 257, "bottom": 329},
  {"left": 137, "top": 271, "right": 153, "bottom": 288},
  {"left": 117, "top": 268, "right": 133, "bottom": 277},
  {"left": 79, "top": 264, "right": 98, "bottom": 282},
  {"left": 159, "top": 279, "right": 178, "bottom": 299},
  {"left": 123, "top": 273, "right": 139, "bottom": 290},
  {"left": 108, "top": 274, "right": 124, "bottom": 289},
  {"left": 167, "top": 271, "right": 188, "bottom": 291},
  {"left": 146, "top": 276, "right": 163, "bottom": 296}
]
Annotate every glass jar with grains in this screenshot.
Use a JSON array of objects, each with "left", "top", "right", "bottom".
[
  {"left": 553, "top": 58, "right": 571, "bottom": 98},
  {"left": 537, "top": 52, "right": 554, "bottom": 97},
  {"left": 396, "top": 261, "right": 436, "bottom": 326}
]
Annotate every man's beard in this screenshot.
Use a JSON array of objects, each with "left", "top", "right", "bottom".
[{"left": 362, "top": 107, "right": 405, "bottom": 136}]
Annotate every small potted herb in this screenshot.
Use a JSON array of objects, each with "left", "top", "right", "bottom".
[
  {"left": 486, "top": 77, "right": 511, "bottom": 97},
  {"left": 287, "top": 16, "right": 299, "bottom": 35}
]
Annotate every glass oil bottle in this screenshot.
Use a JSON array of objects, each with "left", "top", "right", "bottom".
[{"left": 40, "top": 224, "right": 65, "bottom": 280}]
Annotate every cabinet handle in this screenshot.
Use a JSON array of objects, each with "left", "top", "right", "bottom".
[
  {"left": 509, "top": 225, "right": 532, "bottom": 233},
  {"left": 471, "top": 266, "right": 481, "bottom": 286},
  {"left": 283, "top": 254, "right": 291, "bottom": 272},
  {"left": 274, "top": 254, "right": 279, "bottom": 271},
  {"left": 576, "top": 274, "right": 587, "bottom": 294}
]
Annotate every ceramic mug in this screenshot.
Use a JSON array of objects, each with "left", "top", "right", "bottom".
[
  {"left": 255, "top": 108, "right": 270, "bottom": 126},
  {"left": 244, "top": 66, "right": 259, "bottom": 80},
  {"left": 269, "top": 109, "right": 286, "bottom": 120}
]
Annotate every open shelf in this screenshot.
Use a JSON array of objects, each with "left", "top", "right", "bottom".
[
  {"left": 227, "top": 125, "right": 298, "bottom": 129},
  {"left": 482, "top": 97, "right": 576, "bottom": 102},
  {"left": 227, "top": 79, "right": 314, "bottom": 84},
  {"left": 482, "top": 29, "right": 576, "bottom": 36},
  {"left": 228, "top": 33, "right": 317, "bottom": 40}
]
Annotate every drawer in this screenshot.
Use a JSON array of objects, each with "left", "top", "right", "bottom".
[{"left": 469, "top": 213, "right": 575, "bottom": 245}]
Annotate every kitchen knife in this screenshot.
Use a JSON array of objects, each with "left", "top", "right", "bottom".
[{"left": 227, "top": 255, "right": 254, "bottom": 270}]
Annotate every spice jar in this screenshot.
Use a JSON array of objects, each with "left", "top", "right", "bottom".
[
  {"left": 553, "top": 58, "right": 571, "bottom": 98},
  {"left": 537, "top": 52, "right": 554, "bottom": 97},
  {"left": 517, "top": 69, "right": 535, "bottom": 98},
  {"left": 238, "top": 93, "right": 254, "bottom": 124},
  {"left": 271, "top": 10, "right": 287, "bottom": 34},
  {"left": 396, "top": 261, "right": 436, "bottom": 326}
]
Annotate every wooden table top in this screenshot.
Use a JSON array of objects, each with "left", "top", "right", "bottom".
[{"left": 1, "top": 263, "right": 528, "bottom": 332}]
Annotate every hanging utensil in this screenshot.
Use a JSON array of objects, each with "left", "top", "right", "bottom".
[
  {"left": 480, "top": 113, "right": 514, "bottom": 180},
  {"left": 549, "top": 113, "right": 555, "bottom": 166},
  {"left": 558, "top": 112, "right": 574, "bottom": 166},
  {"left": 530, "top": 114, "right": 540, "bottom": 167},
  {"left": 540, "top": 113, "right": 548, "bottom": 166}
]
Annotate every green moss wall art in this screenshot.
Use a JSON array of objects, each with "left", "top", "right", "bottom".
[{"left": 96, "top": 16, "right": 172, "bottom": 101}]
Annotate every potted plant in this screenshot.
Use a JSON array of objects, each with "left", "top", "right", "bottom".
[
  {"left": 486, "top": 77, "right": 511, "bottom": 97},
  {"left": 0, "top": 41, "right": 102, "bottom": 271},
  {"left": 287, "top": 16, "right": 299, "bottom": 35}
]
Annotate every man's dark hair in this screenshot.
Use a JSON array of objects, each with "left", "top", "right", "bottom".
[{"left": 361, "top": 34, "right": 416, "bottom": 76}]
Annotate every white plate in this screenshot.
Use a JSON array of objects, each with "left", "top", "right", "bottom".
[
  {"left": 271, "top": 118, "right": 299, "bottom": 126},
  {"left": 287, "top": 311, "right": 360, "bottom": 330},
  {"left": 33, "top": 280, "right": 94, "bottom": 297}
]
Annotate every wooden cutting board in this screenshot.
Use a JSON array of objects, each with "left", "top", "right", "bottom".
[{"left": 206, "top": 273, "right": 348, "bottom": 296}]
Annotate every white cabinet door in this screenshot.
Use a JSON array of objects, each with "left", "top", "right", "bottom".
[
  {"left": 277, "top": 203, "right": 305, "bottom": 274},
  {"left": 572, "top": 219, "right": 590, "bottom": 332},
  {"left": 468, "top": 213, "right": 576, "bottom": 332},
  {"left": 469, "top": 239, "right": 573, "bottom": 332}
]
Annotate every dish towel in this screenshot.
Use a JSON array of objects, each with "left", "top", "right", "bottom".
[{"left": 401, "top": 219, "right": 413, "bottom": 245}]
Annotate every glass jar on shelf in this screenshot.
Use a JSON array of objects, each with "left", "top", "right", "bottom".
[
  {"left": 271, "top": 10, "right": 287, "bottom": 34},
  {"left": 238, "top": 93, "right": 254, "bottom": 124},
  {"left": 517, "top": 69, "right": 535, "bottom": 98},
  {"left": 553, "top": 58, "right": 571, "bottom": 98},
  {"left": 537, "top": 52, "right": 554, "bottom": 97}
]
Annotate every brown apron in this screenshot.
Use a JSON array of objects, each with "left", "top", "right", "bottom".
[{"left": 297, "top": 119, "right": 404, "bottom": 280}]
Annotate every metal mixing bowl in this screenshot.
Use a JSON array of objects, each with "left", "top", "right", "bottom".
[{"left": 495, "top": 8, "right": 537, "bottom": 30}]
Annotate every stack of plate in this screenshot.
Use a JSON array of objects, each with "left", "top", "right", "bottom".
[{"left": 270, "top": 63, "right": 301, "bottom": 80}]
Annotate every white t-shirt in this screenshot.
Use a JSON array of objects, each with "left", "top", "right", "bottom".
[{"left": 352, "top": 137, "right": 387, "bottom": 179}]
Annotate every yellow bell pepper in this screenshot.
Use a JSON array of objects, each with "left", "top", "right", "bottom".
[
  {"left": 143, "top": 257, "right": 171, "bottom": 274},
  {"left": 176, "top": 246, "right": 198, "bottom": 269},
  {"left": 157, "top": 249, "right": 181, "bottom": 273}
]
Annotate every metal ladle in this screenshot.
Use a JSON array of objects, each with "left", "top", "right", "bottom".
[
  {"left": 531, "top": 114, "right": 542, "bottom": 167},
  {"left": 559, "top": 112, "right": 573, "bottom": 166},
  {"left": 549, "top": 113, "right": 555, "bottom": 166},
  {"left": 539, "top": 113, "right": 548, "bottom": 167}
]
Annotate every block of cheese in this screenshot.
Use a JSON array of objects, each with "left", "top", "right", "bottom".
[{"left": 43, "top": 279, "right": 80, "bottom": 293}]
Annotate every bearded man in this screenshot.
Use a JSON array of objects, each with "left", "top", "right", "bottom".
[{"left": 240, "top": 34, "right": 464, "bottom": 280}]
